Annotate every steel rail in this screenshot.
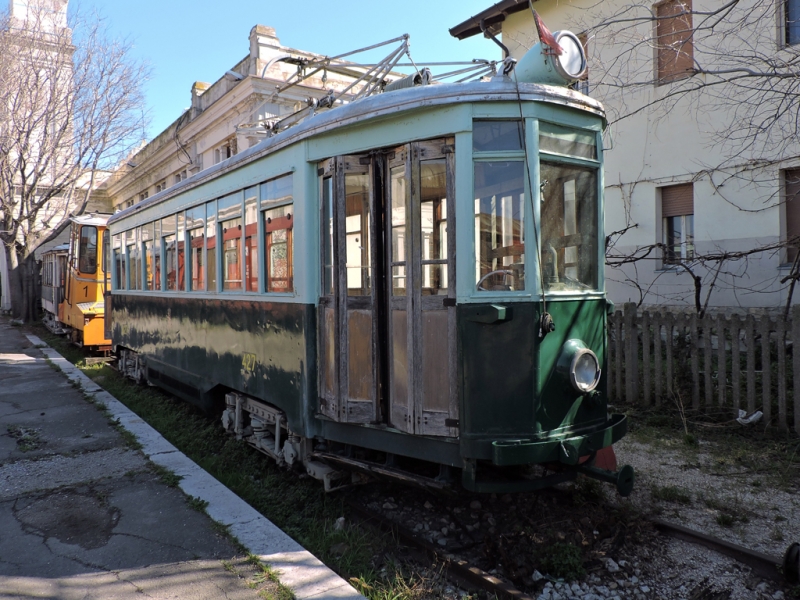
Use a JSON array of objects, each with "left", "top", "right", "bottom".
[
  {"left": 346, "top": 500, "right": 535, "bottom": 600},
  {"left": 651, "top": 518, "right": 791, "bottom": 583}
]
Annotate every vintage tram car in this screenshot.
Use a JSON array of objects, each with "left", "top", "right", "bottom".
[
  {"left": 41, "top": 214, "right": 112, "bottom": 350},
  {"left": 105, "top": 32, "right": 633, "bottom": 495}
]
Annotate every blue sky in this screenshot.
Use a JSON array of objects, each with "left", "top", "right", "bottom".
[{"left": 74, "top": 0, "right": 502, "bottom": 138}]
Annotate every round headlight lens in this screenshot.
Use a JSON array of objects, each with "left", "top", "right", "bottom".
[{"left": 571, "top": 350, "right": 601, "bottom": 392}]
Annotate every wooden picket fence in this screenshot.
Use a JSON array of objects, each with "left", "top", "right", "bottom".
[{"left": 607, "top": 303, "right": 800, "bottom": 433}]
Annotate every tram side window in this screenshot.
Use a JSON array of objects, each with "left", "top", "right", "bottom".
[
  {"left": 264, "top": 205, "right": 293, "bottom": 292},
  {"left": 142, "top": 223, "right": 157, "bottom": 291},
  {"left": 186, "top": 207, "right": 205, "bottom": 291},
  {"left": 113, "top": 234, "right": 125, "bottom": 290},
  {"left": 345, "top": 173, "right": 371, "bottom": 296},
  {"left": 128, "top": 242, "right": 140, "bottom": 290},
  {"left": 176, "top": 213, "right": 185, "bottom": 291},
  {"left": 540, "top": 161, "right": 598, "bottom": 291},
  {"left": 164, "top": 234, "right": 177, "bottom": 290},
  {"left": 206, "top": 203, "right": 217, "bottom": 292},
  {"left": 78, "top": 226, "right": 98, "bottom": 274},
  {"left": 474, "top": 161, "right": 526, "bottom": 291},
  {"left": 188, "top": 229, "right": 204, "bottom": 290},
  {"left": 222, "top": 217, "right": 243, "bottom": 291},
  {"left": 261, "top": 174, "right": 294, "bottom": 293},
  {"left": 244, "top": 187, "right": 258, "bottom": 292}
]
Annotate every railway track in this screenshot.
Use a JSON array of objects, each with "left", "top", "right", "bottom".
[{"left": 347, "top": 498, "right": 798, "bottom": 600}]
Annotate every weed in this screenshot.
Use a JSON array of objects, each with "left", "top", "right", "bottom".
[
  {"left": 246, "top": 555, "right": 295, "bottom": 600},
  {"left": 112, "top": 423, "right": 142, "bottom": 451},
  {"left": 573, "top": 476, "right": 606, "bottom": 504},
  {"left": 715, "top": 513, "right": 736, "bottom": 527},
  {"left": 7, "top": 425, "right": 43, "bottom": 452},
  {"left": 771, "top": 527, "right": 785, "bottom": 542},
  {"left": 651, "top": 485, "right": 692, "bottom": 505},
  {"left": 535, "top": 541, "right": 586, "bottom": 581},
  {"left": 187, "top": 496, "right": 209, "bottom": 512},
  {"left": 150, "top": 464, "right": 182, "bottom": 487}
]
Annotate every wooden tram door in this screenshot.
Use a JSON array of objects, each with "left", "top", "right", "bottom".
[
  {"left": 318, "top": 139, "right": 457, "bottom": 436},
  {"left": 318, "top": 156, "right": 381, "bottom": 423},
  {"left": 387, "top": 140, "right": 457, "bottom": 436}
]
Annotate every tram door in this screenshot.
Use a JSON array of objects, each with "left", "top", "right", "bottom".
[
  {"left": 318, "top": 156, "right": 381, "bottom": 423},
  {"left": 318, "top": 140, "right": 457, "bottom": 436},
  {"left": 387, "top": 139, "right": 458, "bottom": 436}
]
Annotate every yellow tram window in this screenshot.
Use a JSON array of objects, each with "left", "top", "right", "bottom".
[
  {"left": 474, "top": 161, "right": 526, "bottom": 291},
  {"left": 264, "top": 205, "right": 293, "bottom": 293},
  {"left": 78, "top": 226, "right": 98, "bottom": 274}
]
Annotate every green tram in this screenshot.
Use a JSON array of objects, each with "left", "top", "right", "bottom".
[{"left": 106, "top": 31, "right": 633, "bottom": 495}]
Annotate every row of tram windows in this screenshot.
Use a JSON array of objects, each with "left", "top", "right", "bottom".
[
  {"left": 473, "top": 119, "right": 600, "bottom": 293},
  {"left": 111, "top": 173, "right": 294, "bottom": 294}
]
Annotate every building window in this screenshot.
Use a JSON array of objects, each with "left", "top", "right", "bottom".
[
  {"left": 155, "top": 180, "right": 167, "bottom": 193},
  {"left": 655, "top": 0, "right": 694, "bottom": 84},
  {"left": 138, "top": 191, "right": 149, "bottom": 203},
  {"left": 174, "top": 170, "right": 188, "bottom": 185},
  {"left": 784, "top": 168, "right": 800, "bottom": 263},
  {"left": 661, "top": 183, "right": 694, "bottom": 265},
  {"left": 787, "top": 0, "right": 800, "bottom": 46},
  {"left": 214, "top": 139, "right": 236, "bottom": 165}
]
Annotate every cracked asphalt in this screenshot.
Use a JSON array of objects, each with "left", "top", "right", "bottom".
[{"left": 0, "top": 319, "right": 264, "bottom": 599}]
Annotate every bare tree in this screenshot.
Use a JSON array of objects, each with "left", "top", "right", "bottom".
[
  {"left": 0, "top": 2, "right": 147, "bottom": 321},
  {"left": 534, "top": 0, "right": 800, "bottom": 310}
]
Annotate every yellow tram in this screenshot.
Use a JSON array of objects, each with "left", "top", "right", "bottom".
[{"left": 42, "top": 214, "right": 112, "bottom": 350}]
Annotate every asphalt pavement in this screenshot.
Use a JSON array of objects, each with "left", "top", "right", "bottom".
[{"left": 0, "top": 316, "right": 363, "bottom": 599}]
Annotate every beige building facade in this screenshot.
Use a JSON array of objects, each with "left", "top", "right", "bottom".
[
  {"left": 102, "top": 25, "right": 371, "bottom": 213},
  {"left": 451, "top": 0, "right": 800, "bottom": 309}
]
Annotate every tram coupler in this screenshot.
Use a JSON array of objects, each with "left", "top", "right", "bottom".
[{"left": 575, "top": 463, "right": 635, "bottom": 497}]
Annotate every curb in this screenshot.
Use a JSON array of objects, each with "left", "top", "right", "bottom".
[{"left": 27, "top": 334, "right": 365, "bottom": 600}]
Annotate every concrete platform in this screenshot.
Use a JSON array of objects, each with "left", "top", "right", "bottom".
[{"left": 0, "top": 317, "right": 364, "bottom": 600}]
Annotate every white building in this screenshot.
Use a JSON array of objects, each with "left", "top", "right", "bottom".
[
  {"left": 451, "top": 0, "right": 800, "bottom": 309},
  {"left": 102, "top": 25, "right": 384, "bottom": 213}
]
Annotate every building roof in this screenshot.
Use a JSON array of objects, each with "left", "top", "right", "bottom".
[{"left": 449, "top": 0, "right": 532, "bottom": 40}]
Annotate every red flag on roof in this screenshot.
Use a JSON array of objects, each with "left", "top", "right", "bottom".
[{"left": 533, "top": 10, "right": 563, "bottom": 56}]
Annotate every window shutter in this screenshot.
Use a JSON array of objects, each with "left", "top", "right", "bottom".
[
  {"left": 656, "top": 0, "right": 694, "bottom": 83},
  {"left": 661, "top": 183, "right": 693, "bottom": 218},
  {"left": 785, "top": 170, "right": 800, "bottom": 261}
]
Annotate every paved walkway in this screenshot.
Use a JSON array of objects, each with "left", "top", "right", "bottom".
[{"left": 0, "top": 317, "right": 364, "bottom": 599}]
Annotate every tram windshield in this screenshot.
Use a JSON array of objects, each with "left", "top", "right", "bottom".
[{"left": 540, "top": 161, "right": 598, "bottom": 291}]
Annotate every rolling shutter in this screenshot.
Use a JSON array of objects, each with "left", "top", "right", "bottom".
[{"left": 661, "top": 183, "right": 694, "bottom": 218}]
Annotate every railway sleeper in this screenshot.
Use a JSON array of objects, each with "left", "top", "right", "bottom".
[{"left": 222, "top": 392, "right": 349, "bottom": 492}]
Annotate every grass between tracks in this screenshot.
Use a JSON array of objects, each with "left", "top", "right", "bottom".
[{"left": 32, "top": 327, "right": 453, "bottom": 600}]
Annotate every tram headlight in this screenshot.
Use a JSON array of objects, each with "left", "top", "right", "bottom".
[{"left": 557, "top": 339, "right": 602, "bottom": 393}]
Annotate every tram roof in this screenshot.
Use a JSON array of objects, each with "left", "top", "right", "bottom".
[{"left": 109, "top": 79, "right": 604, "bottom": 227}]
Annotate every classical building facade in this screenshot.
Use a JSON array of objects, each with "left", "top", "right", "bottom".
[
  {"left": 102, "top": 25, "right": 371, "bottom": 213},
  {"left": 451, "top": 0, "right": 800, "bottom": 309}
]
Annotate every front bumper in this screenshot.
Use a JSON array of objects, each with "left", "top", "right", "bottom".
[{"left": 490, "top": 413, "right": 628, "bottom": 466}]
